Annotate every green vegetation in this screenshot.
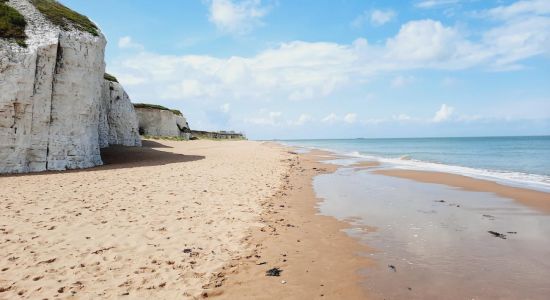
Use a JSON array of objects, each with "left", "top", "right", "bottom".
[
  {"left": 30, "top": 0, "right": 98, "bottom": 36},
  {"left": 190, "top": 131, "right": 247, "bottom": 141},
  {"left": 133, "top": 103, "right": 183, "bottom": 116},
  {"left": 103, "top": 73, "right": 118, "bottom": 83},
  {"left": 142, "top": 135, "right": 188, "bottom": 142},
  {"left": 0, "top": 0, "right": 27, "bottom": 47}
]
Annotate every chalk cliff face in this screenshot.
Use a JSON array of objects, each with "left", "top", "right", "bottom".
[
  {"left": 99, "top": 80, "right": 141, "bottom": 148},
  {"left": 135, "top": 107, "right": 191, "bottom": 140},
  {"left": 0, "top": 0, "right": 140, "bottom": 174}
]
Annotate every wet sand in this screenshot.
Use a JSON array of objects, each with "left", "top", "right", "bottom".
[
  {"left": 376, "top": 169, "right": 550, "bottom": 214},
  {"left": 211, "top": 148, "right": 371, "bottom": 299},
  {"left": 314, "top": 163, "right": 550, "bottom": 299}
]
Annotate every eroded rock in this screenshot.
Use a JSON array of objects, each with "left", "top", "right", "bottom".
[{"left": 0, "top": 0, "right": 141, "bottom": 174}]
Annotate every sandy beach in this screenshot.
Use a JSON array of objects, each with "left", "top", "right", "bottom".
[
  {"left": 212, "top": 148, "right": 371, "bottom": 299},
  {"left": 0, "top": 141, "right": 372, "bottom": 299},
  {"left": 2, "top": 140, "right": 550, "bottom": 299},
  {"left": 0, "top": 140, "right": 289, "bottom": 299},
  {"left": 1, "top": 1, "right": 549, "bottom": 299}
]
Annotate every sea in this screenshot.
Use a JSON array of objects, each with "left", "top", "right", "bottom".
[{"left": 281, "top": 135, "right": 550, "bottom": 192}]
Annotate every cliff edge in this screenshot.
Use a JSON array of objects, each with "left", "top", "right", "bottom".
[
  {"left": 0, "top": 0, "right": 140, "bottom": 173},
  {"left": 134, "top": 104, "right": 191, "bottom": 140}
]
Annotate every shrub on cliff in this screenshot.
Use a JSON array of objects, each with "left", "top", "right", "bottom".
[
  {"left": 104, "top": 73, "right": 118, "bottom": 83},
  {"left": 133, "top": 103, "right": 183, "bottom": 116},
  {"left": 0, "top": 0, "right": 27, "bottom": 47},
  {"left": 30, "top": 0, "right": 98, "bottom": 36}
]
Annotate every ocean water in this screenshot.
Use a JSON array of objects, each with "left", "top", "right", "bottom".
[{"left": 281, "top": 136, "right": 550, "bottom": 192}]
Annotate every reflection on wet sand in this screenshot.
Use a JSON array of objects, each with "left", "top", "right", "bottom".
[{"left": 314, "top": 166, "right": 550, "bottom": 300}]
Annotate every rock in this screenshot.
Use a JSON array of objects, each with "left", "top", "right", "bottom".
[
  {"left": 134, "top": 104, "right": 191, "bottom": 139},
  {"left": 0, "top": 0, "right": 141, "bottom": 174},
  {"left": 99, "top": 79, "right": 141, "bottom": 148}
]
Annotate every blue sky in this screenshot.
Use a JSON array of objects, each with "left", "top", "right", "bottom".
[{"left": 62, "top": 0, "right": 550, "bottom": 139}]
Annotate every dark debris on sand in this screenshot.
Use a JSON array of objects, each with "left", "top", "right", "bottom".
[
  {"left": 266, "top": 267, "right": 282, "bottom": 276},
  {"left": 488, "top": 231, "right": 507, "bottom": 239}
]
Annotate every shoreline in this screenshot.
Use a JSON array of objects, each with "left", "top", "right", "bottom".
[
  {"left": 3, "top": 140, "right": 549, "bottom": 299},
  {"left": 375, "top": 169, "right": 550, "bottom": 214},
  {"left": 210, "top": 143, "right": 550, "bottom": 298},
  {"left": 210, "top": 146, "right": 371, "bottom": 299}
]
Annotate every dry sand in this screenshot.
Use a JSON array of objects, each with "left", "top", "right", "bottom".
[
  {"left": 0, "top": 140, "right": 289, "bottom": 299},
  {"left": 375, "top": 169, "right": 550, "bottom": 214}
]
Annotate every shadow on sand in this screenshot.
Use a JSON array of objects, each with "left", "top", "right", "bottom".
[
  {"left": 99, "top": 143, "right": 204, "bottom": 170},
  {"left": 140, "top": 140, "right": 174, "bottom": 148},
  {"left": 1, "top": 142, "right": 204, "bottom": 177}
]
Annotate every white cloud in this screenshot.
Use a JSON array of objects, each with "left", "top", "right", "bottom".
[
  {"left": 220, "top": 103, "right": 230, "bottom": 113},
  {"left": 208, "top": 0, "right": 270, "bottom": 35},
  {"left": 415, "top": 0, "right": 460, "bottom": 9},
  {"left": 246, "top": 110, "right": 282, "bottom": 125},
  {"left": 344, "top": 113, "right": 357, "bottom": 124},
  {"left": 115, "top": 74, "right": 146, "bottom": 86},
  {"left": 288, "top": 113, "right": 313, "bottom": 126},
  {"left": 432, "top": 104, "right": 455, "bottom": 122},
  {"left": 385, "top": 19, "right": 474, "bottom": 65},
  {"left": 180, "top": 79, "right": 206, "bottom": 98},
  {"left": 289, "top": 88, "right": 315, "bottom": 101},
  {"left": 320, "top": 113, "right": 357, "bottom": 124},
  {"left": 391, "top": 75, "right": 415, "bottom": 87},
  {"left": 352, "top": 9, "right": 396, "bottom": 28},
  {"left": 322, "top": 113, "right": 339, "bottom": 124},
  {"left": 371, "top": 9, "right": 396, "bottom": 26},
  {"left": 393, "top": 114, "right": 414, "bottom": 121},
  {"left": 482, "top": 16, "right": 550, "bottom": 70},
  {"left": 487, "top": 0, "right": 550, "bottom": 20},
  {"left": 118, "top": 36, "right": 144, "bottom": 50},
  {"left": 111, "top": 3, "right": 550, "bottom": 105}
]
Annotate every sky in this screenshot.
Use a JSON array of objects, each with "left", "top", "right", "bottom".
[{"left": 60, "top": 0, "right": 550, "bottom": 140}]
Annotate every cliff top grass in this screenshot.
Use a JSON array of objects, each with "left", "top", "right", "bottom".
[
  {"left": 142, "top": 135, "right": 188, "bottom": 142},
  {"left": 0, "top": 0, "right": 28, "bottom": 47},
  {"left": 104, "top": 73, "right": 118, "bottom": 83},
  {"left": 133, "top": 103, "right": 183, "bottom": 116},
  {"left": 30, "top": 0, "right": 99, "bottom": 36}
]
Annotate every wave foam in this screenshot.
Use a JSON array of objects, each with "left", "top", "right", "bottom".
[
  {"left": 277, "top": 141, "right": 550, "bottom": 192},
  {"left": 344, "top": 151, "right": 550, "bottom": 192}
]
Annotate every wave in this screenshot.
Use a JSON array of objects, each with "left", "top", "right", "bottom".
[
  {"left": 280, "top": 142, "right": 550, "bottom": 193},
  {"left": 343, "top": 151, "right": 550, "bottom": 193}
]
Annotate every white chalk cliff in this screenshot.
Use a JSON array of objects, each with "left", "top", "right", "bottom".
[
  {"left": 135, "top": 106, "right": 191, "bottom": 140},
  {"left": 99, "top": 79, "right": 141, "bottom": 148},
  {"left": 0, "top": 0, "right": 141, "bottom": 174}
]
